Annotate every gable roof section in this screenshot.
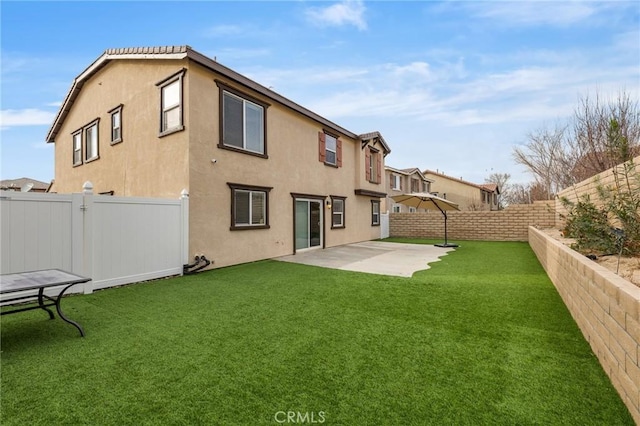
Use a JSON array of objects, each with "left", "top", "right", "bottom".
[
  {"left": 385, "top": 166, "right": 433, "bottom": 182},
  {"left": 423, "top": 169, "right": 491, "bottom": 191},
  {"left": 358, "top": 131, "right": 391, "bottom": 155},
  {"left": 46, "top": 45, "right": 390, "bottom": 155},
  {"left": 399, "top": 167, "right": 431, "bottom": 182},
  {"left": 479, "top": 183, "right": 500, "bottom": 194}
]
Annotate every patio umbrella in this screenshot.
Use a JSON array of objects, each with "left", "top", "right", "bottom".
[{"left": 391, "top": 192, "right": 460, "bottom": 247}]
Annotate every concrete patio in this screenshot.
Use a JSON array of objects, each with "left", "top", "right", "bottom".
[{"left": 275, "top": 241, "right": 456, "bottom": 277}]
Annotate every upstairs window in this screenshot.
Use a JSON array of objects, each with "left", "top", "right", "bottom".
[
  {"left": 162, "top": 80, "right": 181, "bottom": 131},
  {"left": 223, "top": 91, "right": 264, "bottom": 154},
  {"left": 411, "top": 178, "right": 420, "bottom": 193},
  {"left": 72, "top": 131, "right": 82, "bottom": 166},
  {"left": 325, "top": 134, "right": 337, "bottom": 165},
  {"left": 217, "top": 82, "right": 268, "bottom": 157},
  {"left": 390, "top": 174, "right": 401, "bottom": 190},
  {"left": 365, "top": 147, "right": 381, "bottom": 184},
  {"left": 84, "top": 119, "right": 99, "bottom": 162},
  {"left": 109, "top": 105, "right": 123, "bottom": 145},
  {"left": 157, "top": 70, "right": 185, "bottom": 136},
  {"left": 318, "top": 131, "right": 342, "bottom": 167}
]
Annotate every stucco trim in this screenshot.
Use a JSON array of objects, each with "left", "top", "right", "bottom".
[{"left": 354, "top": 189, "right": 387, "bottom": 198}]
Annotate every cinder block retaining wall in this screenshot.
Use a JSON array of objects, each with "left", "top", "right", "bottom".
[
  {"left": 529, "top": 226, "right": 640, "bottom": 423},
  {"left": 555, "top": 155, "right": 639, "bottom": 228},
  {"left": 389, "top": 201, "right": 555, "bottom": 241}
]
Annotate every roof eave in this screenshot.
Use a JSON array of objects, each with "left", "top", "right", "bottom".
[
  {"left": 185, "top": 48, "right": 359, "bottom": 141},
  {"left": 46, "top": 46, "right": 390, "bottom": 151},
  {"left": 359, "top": 131, "right": 391, "bottom": 154}
]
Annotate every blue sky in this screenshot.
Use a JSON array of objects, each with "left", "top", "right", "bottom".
[{"left": 1, "top": 0, "right": 639, "bottom": 186}]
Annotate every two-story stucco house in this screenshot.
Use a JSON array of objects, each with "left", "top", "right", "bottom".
[
  {"left": 383, "top": 167, "right": 434, "bottom": 213},
  {"left": 46, "top": 46, "right": 390, "bottom": 269},
  {"left": 422, "top": 169, "right": 499, "bottom": 211}
]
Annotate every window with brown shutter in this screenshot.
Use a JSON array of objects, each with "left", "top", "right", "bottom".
[
  {"left": 366, "top": 147, "right": 381, "bottom": 184},
  {"left": 318, "top": 132, "right": 326, "bottom": 163},
  {"left": 365, "top": 149, "right": 372, "bottom": 181},
  {"left": 320, "top": 131, "right": 341, "bottom": 167}
]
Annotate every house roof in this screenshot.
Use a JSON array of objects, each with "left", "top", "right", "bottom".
[
  {"left": 358, "top": 131, "right": 391, "bottom": 154},
  {"left": 385, "top": 166, "right": 434, "bottom": 182},
  {"left": 1, "top": 177, "right": 50, "bottom": 191},
  {"left": 423, "top": 169, "right": 499, "bottom": 193},
  {"left": 479, "top": 183, "right": 500, "bottom": 194},
  {"left": 45, "top": 45, "right": 390, "bottom": 154}
]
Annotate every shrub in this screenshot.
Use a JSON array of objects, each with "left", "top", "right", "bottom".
[
  {"left": 561, "top": 196, "right": 619, "bottom": 255},
  {"left": 561, "top": 158, "right": 639, "bottom": 256}
]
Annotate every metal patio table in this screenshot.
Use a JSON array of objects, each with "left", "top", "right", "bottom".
[{"left": 0, "top": 269, "right": 91, "bottom": 337}]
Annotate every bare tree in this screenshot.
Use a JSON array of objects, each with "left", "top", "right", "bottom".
[
  {"left": 513, "top": 90, "right": 640, "bottom": 196},
  {"left": 508, "top": 182, "right": 551, "bottom": 205},
  {"left": 485, "top": 172, "right": 510, "bottom": 209},
  {"left": 508, "top": 183, "right": 532, "bottom": 205},
  {"left": 569, "top": 92, "right": 640, "bottom": 181},
  {"left": 512, "top": 123, "right": 569, "bottom": 199}
]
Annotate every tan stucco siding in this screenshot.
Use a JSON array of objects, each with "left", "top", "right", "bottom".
[
  {"left": 50, "top": 60, "right": 190, "bottom": 197},
  {"left": 50, "top": 58, "right": 385, "bottom": 269},
  {"left": 187, "top": 65, "right": 383, "bottom": 267},
  {"left": 424, "top": 173, "right": 485, "bottom": 211}
]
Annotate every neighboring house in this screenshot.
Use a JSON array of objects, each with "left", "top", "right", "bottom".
[
  {"left": 0, "top": 178, "right": 50, "bottom": 192},
  {"left": 384, "top": 166, "right": 434, "bottom": 213},
  {"left": 422, "top": 169, "right": 500, "bottom": 211},
  {"left": 45, "top": 46, "right": 390, "bottom": 269}
]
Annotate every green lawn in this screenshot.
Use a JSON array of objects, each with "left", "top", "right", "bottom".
[{"left": 1, "top": 240, "right": 633, "bottom": 425}]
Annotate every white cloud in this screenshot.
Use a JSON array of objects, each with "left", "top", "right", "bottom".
[
  {"left": 305, "top": 0, "right": 367, "bottom": 30},
  {"left": 467, "top": 1, "right": 599, "bottom": 26},
  {"left": 613, "top": 29, "right": 640, "bottom": 52},
  {"left": 267, "top": 54, "right": 637, "bottom": 132},
  {"left": 0, "top": 109, "right": 56, "bottom": 128},
  {"left": 389, "top": 62, "right": 433, "bottom": 79}
]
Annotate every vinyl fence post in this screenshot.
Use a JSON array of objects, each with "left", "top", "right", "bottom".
[
  {"left": 71, "top": 192, "right": 84, "bottom": 277},
  {"left": 180, "top": 189, "right": 189, "bottom": 270},
  {"left": 82, "top": 181, "right": 94, "bottom": 294}
]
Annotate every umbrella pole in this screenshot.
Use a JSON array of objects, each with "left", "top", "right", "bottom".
[
  {"left": 434, "top": 204, "right": 458, "bottom": 248},
  {"left": 443, "top": 212, "right": 448, "bottom": 245}
]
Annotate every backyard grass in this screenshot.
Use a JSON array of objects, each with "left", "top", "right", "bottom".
[{"left": 0, "top": 240, "right": 634, "bottom": 425}]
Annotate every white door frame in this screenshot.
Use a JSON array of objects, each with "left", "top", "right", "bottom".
[{"left": 294, "top": 197, "right": 324, "bottom": 253}]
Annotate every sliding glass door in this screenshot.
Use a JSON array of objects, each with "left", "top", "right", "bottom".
[{"left": 295, "top": 199, "right": 322, "bottom": 251}]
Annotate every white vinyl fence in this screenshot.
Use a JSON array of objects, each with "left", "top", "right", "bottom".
[
  {"left": 1, "top": 182, "right": 188, "bottom": 295},
  {"left": 380, "top": 212, "right": 390, "bottom": 239}
]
